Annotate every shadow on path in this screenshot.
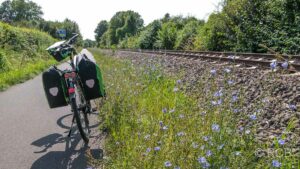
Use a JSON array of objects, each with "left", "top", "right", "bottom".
[{"left": 31, "top": 113, "right": 103, "bottom": 169}]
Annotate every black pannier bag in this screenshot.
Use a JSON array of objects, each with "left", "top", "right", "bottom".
[
  {"left": 77, "top": 55, "right": 106, "bottom": 100},
  {"left": 42, "top": 67, "right": 68, "bottom": 108}
]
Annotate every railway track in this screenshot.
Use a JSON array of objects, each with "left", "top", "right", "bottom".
[{"left": 119, "top": 49, "right": 300, "bottom": 71}]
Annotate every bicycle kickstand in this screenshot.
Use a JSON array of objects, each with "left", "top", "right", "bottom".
[{"left": 68, "top": 115, "right": 76, "bottom": 137}]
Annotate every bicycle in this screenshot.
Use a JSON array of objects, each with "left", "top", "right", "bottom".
[{"left": 46, "top": 34, "right": 91, "bottom": 144}]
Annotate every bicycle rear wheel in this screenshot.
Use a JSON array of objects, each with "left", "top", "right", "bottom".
[{"left": 70, "top": 98, "right": 89, "bottom": 144}]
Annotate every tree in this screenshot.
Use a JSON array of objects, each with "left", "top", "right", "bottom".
[
  {"left": 138, "top": 20, "right": 162, "bottom": 49},
  {"left": 0, "top": 0, "right": 43, "bottom": 23},
  {"left": 155, "top": 22, "right": 178, "bottom": 49},
  {"left": 108, "top": 10, "right": 143, "bottom": 45},
  {"left": 94, "top": 20, "right": 108, "bottom": 43}
]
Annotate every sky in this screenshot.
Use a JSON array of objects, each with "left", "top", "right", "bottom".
[{"left": 0, "top": 0, "right": 221, "bottom": 40}]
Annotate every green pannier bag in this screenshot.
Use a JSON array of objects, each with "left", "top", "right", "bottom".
[{"left": 76, "top": 53, "right": 106, "bottom": 100}]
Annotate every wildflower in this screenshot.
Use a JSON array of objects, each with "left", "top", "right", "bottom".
[
  {"left": 162, "top": 126, "right": 168, "bottom": 131},
  {"left": 146, "top": 147, "right": 151, "bottom": 153},
  {"left": 224, "top": 68, "right": 231, "bottom": 73},
  {"left": 272, "top": 160, "right": 281, "bottom": 168},
  {"left": 177, "top": 132, "right": 185, "bottom": 137},
  {"left": 154, "top": 146, "right": 161, "bottom": 151},
  {"left": 179, "top": 114, "right": 184, "bottom": 119},
  {"left": 217, "top": 99, "right": 223, "bottom": 105},
  {"left": 218, "top": 144, "right": 224, "bottom": 150},
  {"left": 249, "top": 114, "right": 257, "bottom": 120},
  {"left": 197, "top": 157, "right": 207, "bottom": 163},
  {"left": 211, "top": 101, "right": 217, "bottom": 106},
  {"left": 270, "top": 60, "right": 277, "bottom": 70},
  {"left": 176, "top": 79, "right": 182, "bottom": 84},
  {"left": 206, "top": 150, "right": 212, "bottom": 157},
  {"left": 278, "top": 139, "right": 285, "bottom": 145},
  {"left": 233, "top": 109, "right": 239, "bottom": 113},
  {"left": 174, "top": 166, "right": 180, "bottom": 169},
  {"left": 144, "top": 134, "right": 151, "bottom": 140},
  {"left": 162, "top": 108, "right": 168, "bottom": 113},
  {"left": 165, "top": 161, "right": 172, "bottom": 167},
  {"left": 235, "top": 151, "right": 241, "bottom": 156},
  {"left": 232, "top": 95, "right": 238, "bottom": 102},
  {"left": 169, "top": 109, "right": 175, "bottom": 113},
  {"left": 192, "top": 142, "right": 199, "bottom": 149},
  {"left": 289, "top": 104, "right": 297, "bottom": 111},
  {"left": 245, "top": 130, "right": 251, "bottom": 135},
  {"left": 202, "top": 162, "right": 211, "bottom": 169},
  {"left": 281, "top": 61, "right": 289, "bottom": 69},
  {"left": 239, "top": 127, "right": 244, "bottom": 131},
  {"left": 212, "top": 124, "right": 220, "bottom": 132},
  {"left": 159, "top": 121, "right": 164, "bottom": 127},
  {"left": 214, "top": 90, "right": 223, "bottom": 97},
  {"left": 228, "top": 80, "right": 234, "bottom": 85},
  {"left": 210, "top": 69, "right": 217, "bottom": 75},
  {"left": 203, "top": 136, "right": 209, "bottom": 141},
  {"left": 173, "top": 87, "right": 179, "bottom": 92}
]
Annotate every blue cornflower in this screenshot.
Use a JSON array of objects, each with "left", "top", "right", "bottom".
[
  {"left": 177, "top": 132, "right": 185, "bottom": 137},
  {"left": 249, "top": 114, "right": 257, "bottom": 120},
  {"left": 217, "top": 99, "right": 223, "bottom": 105},
  {"left": 239, "top": 127, "right": 244, "bottom": 131},
  {"left": 228, "top": 80, "right": 234, "bottom": 85},
  {"left": 176, "top": 79, "right": 182, "bottom": 84},
  {"left": 162, "top": 108, "right": 167, "bottom": 113},
  {"left": 159, "top": 121, "right": 164, "bottom": 127},
  {"left": 224, "top": 68, "right": 231, "bottom": 73},
  {"left": 212, "top": 124, "right": 220, "bottom": 132},
  {"left": 197, "top": 157, "right": 207, "bottom": 163},
  {"left": 281, "top": 61, "right": 289, "bottom": 69},
  {"left": 202, "top": 162, "right": 211, "bottom": 169},
  {"left": 214, "top": 90, "right": 223, "bottom": 97},
  {"left": 162, "top": 126, "right": 168, "bottom": 131},
  {"left": 165, "top": 161, "right": 172, "bottom": 167},
  {"left": 270, "top": 60, "right": 278, "bottom": 70},
  {"left": 146, "top": 147, "right": 151, "bottom": 153},
  {"left": 203, "top": 136, "right": 209, "bottom": 142},
  {"left": 206, "top": 150, "right": 212, "bottom": 157},
  {"left": 154, "top": 146, "right": 161, "bottom": 151},
  {"left": 210, "top": 69, "right": 217, "bottom": 75},
  {"left": 232, "top": 95, "right": 238, "bottom": 102},
  {"left": 278, "top": 139, "right": 285, "bottom": 145},
  {"left": 272, "top": 160, "right": 281, "bottom": 168},
  {"left": 218, "top": 144, "right": 224, "bottom": 150},
  {"left": 289, "top": 104, "right": 297, "bottom": 111}
]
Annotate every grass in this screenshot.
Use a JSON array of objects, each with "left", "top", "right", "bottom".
[{"left": 91, "top": 49, "right": 300, "bottom": 168}]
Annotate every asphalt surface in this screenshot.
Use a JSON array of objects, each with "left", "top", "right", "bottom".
[{"left": 0, "top": 50, "right": 103, "bottom": 169}]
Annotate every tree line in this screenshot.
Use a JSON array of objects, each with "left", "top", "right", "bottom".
[{"left": 95, "top": 0, "right": 300, "bottom": 55}]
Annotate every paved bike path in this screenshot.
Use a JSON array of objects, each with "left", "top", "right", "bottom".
[{"left": 0, "top": 55, "right": 102, "bottom": 169}]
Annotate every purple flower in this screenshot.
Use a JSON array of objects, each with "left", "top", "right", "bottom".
[
  {"left": 165, "top": 161, "right": 172, "bottom": 167},
  {"left": 210, "top": 69, "right": 217, "bottom": 75},
  {"left": 197, "top": 157, "right": 207, "bottom": 163},
  {"left": 176, "top": 79, "right": 182, "bottom": 84},
  {"left": 224, "top": 68, "right": 231, "bottom": 73},
  {"left": 212, "top": 124, "right": 220, "bottom": 132},
  {"left": 146, "top": 147, "right": 151, "bottom": 153},
  {"left": 228, "top": 80, "right": 234, "bottom": 85},
  {"left": 206, "top": 150, "right": 212, "bottom": 157},
  {"left": 289, "top": 104, "right": 297, "bottom": 111},
  {"left": 272, "top": 160, "right": 281, "bottom": 168},
  {"left": 162, "top": 108, "right": 168, "bottom": 113},
  {"left": 281, "top": 61, "right": 289, "bottom": 69},
  {"left": 177, "top": 132, "right": 185, "bottom": 137},
  {"left": 154, "top": 146, "right": 161, "bottom": 151},
  {"left": 203, "top": 136, "right": 209, "bottom": 141},
  {"left": 214, "top": 90, "right": 223, "bottom": 97},
  {"left": 270, "top": 60, "right": 277, "bottom": 70},
  {"left": 217, "top": 99, "right": 223, "bottom": 105},
  {"left": 159, "top": 121, "right": 164, "bottom": 127},
  {"left": 249, "top": 114, "right": 257, "bottom": 120},
  {"left": 278, "top": 139, "right": 285, "bottom": 145}
]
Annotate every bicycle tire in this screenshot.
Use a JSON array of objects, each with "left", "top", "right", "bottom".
[{"left": 70, "top": 98, "right": 89, "bottom": 144}]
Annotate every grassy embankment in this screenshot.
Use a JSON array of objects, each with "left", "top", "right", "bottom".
[
  {"left": 0, "top": 22, "right": 56, "bottom": 91},
  {"left": 90, "top": 48, "right": 299, "bottom": 169}
]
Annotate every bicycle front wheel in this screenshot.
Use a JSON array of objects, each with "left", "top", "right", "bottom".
[{"left": 70, "top": 98, "right": 89, "bottom": 144}]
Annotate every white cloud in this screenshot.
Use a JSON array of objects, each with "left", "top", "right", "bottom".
[{"left": 0, "top": 0, "right": 221, "bottom": 40}]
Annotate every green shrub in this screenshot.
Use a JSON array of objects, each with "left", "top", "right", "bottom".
[{"left": 0, "top": 50, "right": 10, "bottom": 72}]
